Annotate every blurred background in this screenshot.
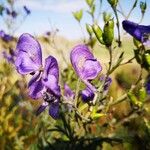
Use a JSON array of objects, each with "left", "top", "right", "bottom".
[{"left": 0, "top": 0, "right": 150, "bottom": 149}]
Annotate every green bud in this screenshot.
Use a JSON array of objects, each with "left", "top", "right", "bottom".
[
  {"left": 103, "top": 12, "right": 112, "bottom": 23},
  {"left": 86, "top": 24, "right": 93, "bottom": 35},
  {"left": 144, "top": 52, "right": 150, "bottom": 65},
  {"left": 128, "top": 91, "right": 142, "bottom": 107},
  {"left": 107, "top": 0, "right": 118, "bottom": 7},
  {"left": 133, "top": 38, "right": 142, "bottom": 48},
  {"left": 134, "top": 49, "right": 142, "bottom": 64},
  {"left": 143, "top": 51, "right": 150, "bottom": 71},
  {"left": 86, "top": 0, "right": 95, "bottom": 7},
  {"left": 102, "top": 19, "right": 114, "bottom": 46},
  {"left": 139, "top": 87, "right": 146, "bottom": 102},
  {"left": 73, "top": 9, "right": 83, "bottom": 22},
  {"left": 140, "top": 1, "right": 147, "bottom": 14},
  {"left": 92, "top": 24, "right": 103, "bottom": 43}
]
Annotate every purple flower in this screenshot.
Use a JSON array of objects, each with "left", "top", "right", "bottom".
[
  {"left": 11, "top": 11, "right": 17, "bottom": 18},
  {"left": 122, "top": 20, "right": 150, "bottom": 46},
  {"left": 2, "top": 48, "right": 16, "bottom": 63},
  {"left": 70, "top": 45, "right": 102, "bottom": 92},
  {"left": 15, "top": 33, "right": 60, "bottom": 119},
  {"left": 23, "top": 6, "right": 31, "bottom": 15},
  {"left": 145, "top": 75, "right": 150, "bottom": 95},
  {"left": 46, "top": 31, "right": 51, "bottom": 36},
  {"left": 81, "top": 87, "right": 94, "bottom": 102},
  {"left": 0, "top": 30, "right": 13, "bottom": 42},
  {"left": 64, "top": 84, "right": 75, "bottom": 100},
  {"left": 100, "top": 76, "right": 112, "bottom": 91}
]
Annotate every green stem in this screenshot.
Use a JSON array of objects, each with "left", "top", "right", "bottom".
[
  {"left": 74, "top": 79, "right": 81, "bottom": 107},
  {"left": 113, "top": 7, "right": 121, "bottom": 47}
]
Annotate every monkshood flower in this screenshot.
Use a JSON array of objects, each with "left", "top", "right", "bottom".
[
  {"left": 64, "top": 84, "right": 75, "bottom": 100},
  {"left": 15, "top": 33, "right": 60, "bottom": 119},
  {"left": 81, "top": 87, "right": 94, "bottom": 102},
  {"left": 145, "top": 75, "right": 150, "bottom": 95},
  {"left": 23, "top": 6, "right": 31, "bottom": 15},
  {"left": 100, "top": 76, "right": 112, "bottom": 91},
  {"left": 122, "top": 20, "right": 150, "bottom": 46},
  {"left": 0, "top": 30, "right": 13, "bottom": 42},
  {"left": 2, "top": 48, "right": 16, "bottom": 63},
  {"left": 5, "top": 8, "right": 17, "bottom": 18},
  {"left": 64, "top": 84, "right": 75, "bottom": 111},
  {"left": 70, "top": 45, "right": 102, "bottom": 92}
]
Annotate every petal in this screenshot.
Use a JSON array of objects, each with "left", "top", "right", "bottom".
[
  {"left": 36, "top": 102, "right": 48, "bottom": 116},
  {"left": 28, "top": 71, "right": 41, "bottom": 87},
  {"left": 100, "top": 76, "right": 112, "bottom": 91},
  {"left": 70, "top": 45, "right": 102, "bottom": 80},
  {"left": 81, "top": 87, "right": 94, "bottom": 102},
  {"left": 15, "top": 33, "right": 42, "bottom": 74},
  {"left": 28, "top": 77, "right": 44, "bottom": 99},
  {"left": 82, "top": 59, "right": 102, "bottom": 80},
  {"left": 64, "top": 84, "right": 75, "bottom": 99},
  {"left": 42, "top": 56, "right": 60, "bottom": 96},
  {"left": 49, "top": 100, "right": 59, "bottom": 119},
  {"left": 122, "top": 20, "right": 150, "bottom": 43}
]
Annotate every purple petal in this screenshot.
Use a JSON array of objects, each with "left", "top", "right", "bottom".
[
  {"left": 100, "top": 76, "right": 112, "bottom": 91},
  {"left": 81, "top": 87, "right": 94, "bottom": 102},
  {"left": 2, "top": 51, "right": 14, "bottom": 63},
  {"left": 0, "top": 30, "right": 5, "bottom": 37},
  {"left": 49, "top": 101, "right": 59, "bottom": 119},
  {"left": 42, "top": 56, "right": 60, "bottom": 96},
  {"left": 146, "top": 75, "right": 150, "bottom": 95},
  {"left": 64, "top": 84, "right": 75, "bottom": 99},
  {"left": 28, "top": 72, "right": 41, "bottom": 87},
  {"left": 15, "top": 33, "right": 42, "bottom": 74},
  {"left": 36, "top": 102, "right": 48, "bottom": 115},
  {"left": 28, "top": 77, "right": 44, "bottom": 99},
  {"left": 70, "top": 45, "right": 102, "bottom": 80},
  {"left": 122, "top": 20, "right": 150, "bottom": 44}
]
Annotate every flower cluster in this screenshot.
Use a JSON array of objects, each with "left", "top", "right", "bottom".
[
  {"left": 15, "top": 33, "right": 60, "bottom": 119},
  {"left": 14, "top": 34, "right": 112, "bottom": 119}
]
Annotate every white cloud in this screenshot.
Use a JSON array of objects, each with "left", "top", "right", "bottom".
[{"left": 16, "top": 0, "right": 87, "bottom": 13}]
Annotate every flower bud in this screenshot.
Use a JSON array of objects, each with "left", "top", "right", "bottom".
[
  {"left": 107, "top": 0, "right": 118, "bottom": 7},
  {"left": 140, "top": 1, "right": 147, "bottom": 14},
  {"left": 86, "top": 24, "right": 93, "bottom": 35},
  {"left": 102, "top": 19, "right": 114, "bottom": 46},
  {"left": 92, "top": 24, "right": 103, "bottom": 43}
]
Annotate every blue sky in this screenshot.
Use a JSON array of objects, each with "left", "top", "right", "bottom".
[{"left": 0, "top": 0, "right": 150, "bottom": 39}]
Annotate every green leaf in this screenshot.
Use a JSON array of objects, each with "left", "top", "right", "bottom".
[{"left": 73, "top": 9, "right": 83, "bottom": 22}]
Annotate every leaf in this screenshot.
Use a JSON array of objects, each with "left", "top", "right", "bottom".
[{"left": 73, "top": 10, "right": 83, "bottom": 22}]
